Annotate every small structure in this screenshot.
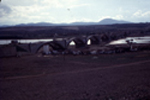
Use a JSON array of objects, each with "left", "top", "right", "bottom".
[{"left": 43, "top": 45, "right": 50, "bottom": 55}]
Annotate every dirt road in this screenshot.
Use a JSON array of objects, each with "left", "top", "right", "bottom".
[{"left": 1, "top": 59, "right": 150, "bottom": 81}]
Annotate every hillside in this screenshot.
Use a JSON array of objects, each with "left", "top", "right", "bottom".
[{"left": 0, "top": 23, "right": 150, "bottom": 39}]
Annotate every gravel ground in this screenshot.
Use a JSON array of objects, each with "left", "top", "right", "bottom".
[{"left": 0, "top": 52, "right": 150, "bottom": 100}]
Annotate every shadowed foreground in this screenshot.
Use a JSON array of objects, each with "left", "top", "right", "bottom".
[{"left": 0, "top": 51, "right": 150, "bottom": 100}]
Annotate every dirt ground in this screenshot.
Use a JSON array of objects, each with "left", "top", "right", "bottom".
[{"left": 0, "top": 51, "right": 150, "bottom": 100}]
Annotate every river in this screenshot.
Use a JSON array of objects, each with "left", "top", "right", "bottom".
[
  {"left": 0, "top": 39, "right": 54, "bottom": 45},
  {"left": 0, "top": 36, "right": 150, "bottom": 45},
  {"left": 109, "top": 36, "right": 150, "bottom": 45}
]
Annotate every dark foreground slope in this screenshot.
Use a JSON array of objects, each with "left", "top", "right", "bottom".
[{"left": 0, "top": 51, "right": 150, "bottom": 100}]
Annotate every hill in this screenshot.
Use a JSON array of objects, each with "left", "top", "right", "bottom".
[
  {"left": 0, "top": 18, "right": 131, "bottom": 27},
  {"left": 0, "top": 22, "right": 150, "bottom": 39}
]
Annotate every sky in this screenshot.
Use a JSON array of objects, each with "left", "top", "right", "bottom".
[{"left": 0, "top": 0, "right": 150, "bottom": 26}]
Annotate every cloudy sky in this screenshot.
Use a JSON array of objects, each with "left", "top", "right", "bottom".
[{"left": 0, "top": 0, "right": 150, "bottom": 25}]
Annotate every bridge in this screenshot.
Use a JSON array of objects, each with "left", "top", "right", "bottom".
[{"left": 15, "top": 34, "right": 120, "bottom": 54}]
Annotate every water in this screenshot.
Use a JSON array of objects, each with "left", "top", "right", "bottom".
[
  {"left": 69, "top": 40, "right": 91, "bottom": 45},
  {"left": 109, "top": 36, "right": 150, "bottom": 45},
  {"left": 0, "top": 39, "right": 53, "bottom": 45},
  {"left": 0, "top": 38, "right": 91, "bottom": 45},
  {"left": 0, "top": 36, "right": 150, "bottom": 45}
]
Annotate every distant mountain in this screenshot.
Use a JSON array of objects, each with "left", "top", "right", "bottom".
[
  {"left": 0, "top": 18, "right": 132, "bottom": 27},
  {"left": 70, "top": 18, "right": 131, "bottom": 26},
  {"left": 16, "top": 22, "right": 56, "bottom": 26},
  {"left": 98, "top": 18, "right": 131, "bottom": 25},
  {"left": 69, "top": 22, "right": 96, "bottom": 26}
]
